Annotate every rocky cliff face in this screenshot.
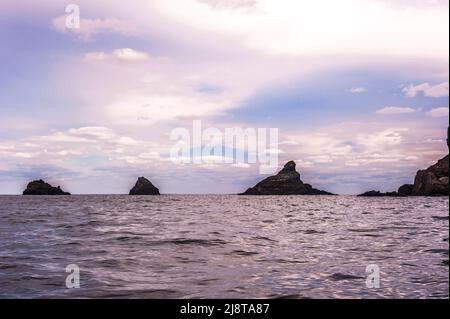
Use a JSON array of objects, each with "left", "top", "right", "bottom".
[
  {"left": 241, "top": 161, "right": 333, "bottom": 195},
  {"left": 129, "top": 177, "right": 160, "bottom": 195},
  {"left": 411, "top": 154, "right": 449, "bottom": 196},
  {"left": 23, "top": 180, "right": 70, "bottom": 195},
  {"left": 403, "top": 127, "right": 449, "bottom": 196}
]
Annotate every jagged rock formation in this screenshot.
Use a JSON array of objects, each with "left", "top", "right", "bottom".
[
  {"left": 399, "top": 127, "right": 449, "bottom": 196},
  {"left": 241, "top": 161, "right": 334, "bottom": 195},
  {"left": 410, "top": 154, "right": 449, "bottom": 196},
  {"left": 23, "top": 180, "right": 70, "bottom": 195},
  {"left": 129, "top": 177, "right": 160, "bottom": 195}
]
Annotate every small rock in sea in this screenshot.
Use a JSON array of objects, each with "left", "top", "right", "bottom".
[
  {"left": 240, "top": 161, "right": 334, "bottom": 196},
  {"left": 357, "top": 190, "right": 406, "bottom": 197},
  {"left": 23, "top": 180, "right": 70, "bottom": 195},
  {"left": 129, "top": 177, "right": 160, "bottom": 195}
]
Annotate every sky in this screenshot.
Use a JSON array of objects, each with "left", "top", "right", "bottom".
[{"left": 0, "top": 0, "right": 449, "bottom": 194}]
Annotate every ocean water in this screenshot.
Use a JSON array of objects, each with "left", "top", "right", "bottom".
[{"left": 0, "top": 195, "right": 448, "bottom": 299}]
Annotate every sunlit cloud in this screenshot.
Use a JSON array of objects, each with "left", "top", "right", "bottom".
[
  {"left": 402, "top": 82, "right": 449, "bottom": 98},
  {"left": 52, "top": 16, "right": 138, "bottom": 41},
  {"left": 376, "top": 106, "right": 416, "bottom": 115},
  {"left": 85, "top": 48, "right": 150, "bottom": 62},
  {"left": 350, "top": 87, "right": 368, "bottom": 94},
  {"left": 426, "top": 107, "right": 449, "bottom": 118},
  {"left": 150, "top": 0, "right": 449, "bottom": 58}
]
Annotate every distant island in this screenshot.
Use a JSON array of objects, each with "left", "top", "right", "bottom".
[
  {"left": 23, "top": 180, "right": 70, "bottom": 196},
  {"left": 21, "top": 177, "right": 162, "bottom": 196},
  {"left": 129, "top": 177, "right": 160, "bottom": 195},
  {"left": 240, "top": 161, "right": 334, "bottom": 195}
]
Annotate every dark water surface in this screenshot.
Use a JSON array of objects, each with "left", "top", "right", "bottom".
[{"left": 0, "top": 195, "right": 448, "bottom": 299}]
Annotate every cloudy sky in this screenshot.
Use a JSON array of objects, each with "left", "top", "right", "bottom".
[{"left": 0, "top": 0, "right": 448, "bottom": 194}]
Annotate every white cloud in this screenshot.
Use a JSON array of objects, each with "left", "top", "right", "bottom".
[
  {"left": 350, "top": 87, "right": 368, "bottom": 94},
  {"left": 354, "top": 129, "right": 412, "bottom": 159},
  {"left": 52, "top": 16, "right": 137, "bottom": 41},
  {"left": 85, "top": 48, "right": 150, "bottom": 63},
  {"left": 356, "top": 128, "right": 407, "bottom": 149},
  {"left": 150, "top": 0, "right": 449, "bottom": 59},
  {"left": 283, "top": 133, "right": 353, "bottom": 165},
  {"left": 84, "top": 52, "right": 108, "bottom": 61},
  {"left": 68, "top": 127, "right": 117, "bottom": 140},
  {"left": 376, "top": 106, "right": 416, "bottom": 115},
  {"left": 403, "top": 82, "right": 449, "bottom": 98},
  {"left": 0, "top": 127, "right": 163, "bottom": 171},
  {"left": 113, "top": 48, "right": 150, "bottom": 62},
  {"left": 13, "top": 152, "right": 33, "bottom": 158},
  {"left": 426, "top": 107, "right": 449, "bottom": 118},
  {"left": 307, "top": 155, "right": 335, "bottom": 164},
  {"left": 282, "top": 124, "right": 446, "bottom": 177},
  {"left": 344, "top": 153, "right": 418, "bottom": 167},
  {"left": 105, "top": 93, "right": 234, "bottom": 125},
  {"left": 232, "top": 163, "right": 251, "bottom": 168}
]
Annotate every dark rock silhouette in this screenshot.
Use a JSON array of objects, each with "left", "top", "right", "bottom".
[
  {"left": 241, "top": 161, "right": 333, "bottom": 195},
  {"left": 23, "top": 180, "right": 70, "bottom": 195},
  {"left": 129, "top": 177, "right": 160, "bottom": 195},
  {"left": 358, "top": 190, "right": 405, "bottom": 197},
  {"left": 410, "top": 154, "right": 449, "bottom": 196},
  {"left": 398, "top": 184, "right": 414, "bottom": 196},
  {"left": 401, "top": 127, "right": 449, "bottom": 196}
]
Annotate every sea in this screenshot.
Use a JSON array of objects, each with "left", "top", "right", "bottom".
[{"left": 0, "top": 195, "right": 448, "bottom": 299}]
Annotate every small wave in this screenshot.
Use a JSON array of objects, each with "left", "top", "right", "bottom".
[
  {"left": 304, "top": 229, "right": 327, "bottom": 235},
  {"left": 97, "top": 289, "right": 180, "bottom": 299},
  {"left": 229, "top": 250, "right": 259, "bottom": 257},
  {"left": 252, "top": 236, "right": 276, "bottom": 242},
  {"left": 115, "top": 236, "right": 143, "bottom": 242},
  {"left": 270, "top": 294, "right": 307, "bottom": 299},
  {"left": 433, "top": 216, "right": 449, "bottom": 221},
  {"left": 154, "top": 238, "right": 227, "bottom": 247},
  {"left": 197, "top": 278, "right": 219, "bottom": 286},
  {"left": 99, "top": 259, "right": 122, "bottom": 267},
  {"left": 0, "top": 264, "right": 16, "bottom": 270},
  {"left": 347, "top": 228, "right": 379, "bottom": 233},
  {"left": 257, "top": 258, "right": 305, "bottom": 264},
  {"left": 425, "top": 249, "right": 449, "bottom": 256},
  {"left": 329, "top": 273, "right": 364, "bottom": 281}
]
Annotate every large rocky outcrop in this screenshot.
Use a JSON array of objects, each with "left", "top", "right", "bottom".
[
  {"left": 129, "top": 177, "right": 160, "bottom": 195},
  {"left": 241, "top": 161, "right": 334, "bottom": 195},
  {"left": 410, "top": 154, "right": 449, "bottom": 196},
  {"left": 23, "top": 180, "right": 71, "bottom": 195},
  {"left": 400, "top": 127, "right": 449, "bottom": 196}
]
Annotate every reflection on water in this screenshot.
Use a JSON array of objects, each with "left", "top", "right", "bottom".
[{"left": 0, "top": 195, "right": 448, "bottom": 298}]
